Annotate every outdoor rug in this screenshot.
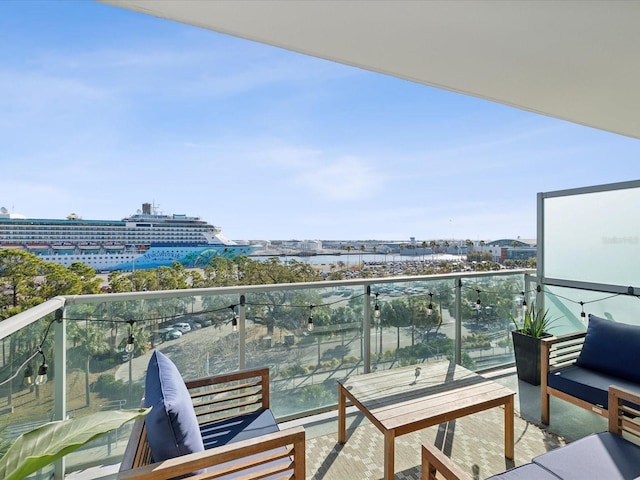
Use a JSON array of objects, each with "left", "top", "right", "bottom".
[{"left": 305, "top": 406, "right": 565, "bottom": 480}]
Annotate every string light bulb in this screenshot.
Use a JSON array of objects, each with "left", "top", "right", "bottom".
[
  {"left": 229, "top": 305, "right": 238, "bottom": 332},
  {"left": 35, "top": 349, "right": 48, "bottom": 385},
  {"left": 476, "top": 289, "right": 482, "bottom": 310},
  {"left": 579, "top": 301, "right": 586, "bottom": 323},
  {"left": 125, "top": 320, "right": 135, "bottom": 353},
  {"left": 23, "top": 365, "right": 33, "bottom": 386},
  {"left": 307, "top": 305, "right": 314, "bottom": 332},
  {"left": 427, "top": 292, "right": 434, "bottom": 315},
  {"left": 373, "top": 293, "right": 380, "bottom": 319},
  {"left": 521, "top": 291, "right": 528, "bottom": 313}
]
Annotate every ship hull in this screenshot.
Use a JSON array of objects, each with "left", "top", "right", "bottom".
[
  {"left": 0, "top": 204, "right": 260, "bottom": 271},
  {"left": 31, "top": 243, "right": 258, "bottom": 271}
]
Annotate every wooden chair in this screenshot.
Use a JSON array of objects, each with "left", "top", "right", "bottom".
[
  {"left": 421, "top": 386, "right": 640, "bottom": 480},
  {"left": 117, "top": 367, "right": 305, "bottom": 480}
]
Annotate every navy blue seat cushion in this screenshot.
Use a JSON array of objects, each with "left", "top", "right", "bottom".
[
  {"left": 485, "top": 462, "right": 561, "bottom": 479},
  {"left": 533, "top": 431, "right": 640, "bottom": 480},
  {"left": 200, "top": 409, "right": 291, "bottom": 480},
  {"left": 547, "top": 365, "right": 640, "bottom": 410},
  {"left": 576, "top": 315, "right": 640, "bottom": 383},
  {"left": 200, "top": 409, "right": 279, "bottom": 450},
  {"left": 144, "top": 350, "right": 205, "bottom": 463}
]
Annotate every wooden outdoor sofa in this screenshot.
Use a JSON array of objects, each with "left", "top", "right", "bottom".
[
  {"left": 117, "top": 352, "right": 305, "bottom": 480},
  {"left": 541, "top": 314, "right": 640, "bottom": 425},
  {"left": 421, "top": 385, "right": 640, "bottom": 479}
]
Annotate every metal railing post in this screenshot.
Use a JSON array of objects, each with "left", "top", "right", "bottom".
[
  {"left": 363, "top": 285, "right": 371, "bottom": 373},
  {"left": 455, "top": 278, "right": 462, "bottom": 365},
  {"left": 54, "top": 308, "right": 67, "bottom": 479},
  {"left": 239, "top": 294, "right": 246, "bottom": 370}
]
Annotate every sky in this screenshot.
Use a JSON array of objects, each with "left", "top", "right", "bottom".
[{"left": 2, "top": 1, "right": 640, "bottom": 242}]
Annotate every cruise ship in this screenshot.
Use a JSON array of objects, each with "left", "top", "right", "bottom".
[{"left": 0, "top": 203, "right": 260, "bottom": 271}]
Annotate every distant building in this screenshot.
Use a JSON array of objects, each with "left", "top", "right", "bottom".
[{"left": 475, "top": 239, "right": 537, "bottom": 262}]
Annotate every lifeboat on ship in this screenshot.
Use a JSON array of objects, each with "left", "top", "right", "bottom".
[
  {"left": 0, "top": 243, "right": 25, "bottom": 250},
  {"left": 26, "top": 244, "right": 50, "bottom": 251}
]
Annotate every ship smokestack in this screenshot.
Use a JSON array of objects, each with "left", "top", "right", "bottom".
[{"left": 142, "top": 203, "right": 152, "bottom": 215}]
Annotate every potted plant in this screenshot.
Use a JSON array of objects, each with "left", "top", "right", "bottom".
[
  {"left": 510, "top": 303, "right": 555, "bottom": 385},
  {"left": 0, "top": 408, "right": 148, "bottom": 480}
]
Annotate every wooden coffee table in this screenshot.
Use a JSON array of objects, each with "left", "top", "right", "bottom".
[{"left": 337, "top": 361, "right": 515, "bottom": 480}]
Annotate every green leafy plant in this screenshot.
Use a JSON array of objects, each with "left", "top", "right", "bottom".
[
  {"left": 0, "top": 407, "right": 149, "bottom": 480},
  {"left": 510, "top": 303, "right": 555, "bottom": 337}
]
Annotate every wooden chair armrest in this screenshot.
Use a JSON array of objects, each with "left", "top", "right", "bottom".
[
  {"left": 421, "top": 443, "right": 472, "bottom": 480},
  {"left": 540, "top": 331, "right": 586, "bottom": 346},
  {"left": 119, "top": 418, "right": 148, "bottom": 472},
  {"left": 608, "top": 386, "right": 640, "bottom": 438},
  {"left": 117, "top": 426, "right": 305, "bottom": 480}
]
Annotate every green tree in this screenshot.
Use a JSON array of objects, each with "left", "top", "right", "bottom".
[
  {"left": 345, "top": 245, "right": 353, "bottom": 268},
  {"left": 234, "top": 258, "right": 321, "bottom": 334},
  {"left": 0, "top": 250, "right": 42, "bottom": 310},
  {"left": 429, "top": 240, "right": 437, "bottom": 261},
  {"left": 68, "top": 263, "right": 102, "bottom": 293},
  {"left": 0, "top": 250, "right": 102, "bottom": 405},
  {"left": 381, "top": 300, "right": 411, "bottom": 356},
  {"left": 68, "top": 320, "right": 109, "bottom": 407}
]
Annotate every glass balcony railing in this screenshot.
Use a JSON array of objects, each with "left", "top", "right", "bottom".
[{"left": 0, "top": 269, "right": 534, "bottom": 477}]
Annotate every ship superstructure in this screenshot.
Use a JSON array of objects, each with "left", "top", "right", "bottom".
[{"left": 0, "top": 203, "right": 259, "bottom": 271}]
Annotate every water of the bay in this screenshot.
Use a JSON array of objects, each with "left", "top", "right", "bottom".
[{"left": 251, "top": 253, "right": 462, "bottom": 265}]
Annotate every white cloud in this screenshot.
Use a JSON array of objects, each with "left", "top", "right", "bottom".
[{"left": 296, "top": 155, "right": 381, "bottom": 201}]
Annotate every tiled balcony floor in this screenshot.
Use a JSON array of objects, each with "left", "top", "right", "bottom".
[
  {"left": 74, "top": 367, "right": 607, "bottom": 480},
  {"left": 282, "top": 366, "right": 606, "bottom": 442}
]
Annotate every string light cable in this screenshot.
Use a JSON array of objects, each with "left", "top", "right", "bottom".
[
  {"left": 4, "top": 282, "right": 633, "bottom": 387},
  {"left": 0, "top": 315, "right": 56, "bottom": 387}
]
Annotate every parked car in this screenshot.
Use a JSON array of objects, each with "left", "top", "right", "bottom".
[
  {"left": 171, "top": 322, "right": 191, "bottom": 334},
  {"left": 187, "top": 320, "right": 201, "bottom": 330},
  {"left": 193, "top": 317, "right": 213, "bottom": 328},
  {"left": 157, "top": 327, "right": 182, "bottom": 342}
]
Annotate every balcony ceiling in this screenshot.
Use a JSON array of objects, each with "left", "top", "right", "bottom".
[{"left": 101, "top": 1, "right": 640, "bottom": 140}]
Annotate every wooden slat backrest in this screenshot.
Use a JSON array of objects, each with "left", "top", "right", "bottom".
[
  {"left": 186, "top": 367, "right": 270, "bottom": 423},
  {"left": 119, "top": 367, "right": 272, "bottom": 471},
  {"left": 544, "top": 331, "right": 586, "bottom": 371}
]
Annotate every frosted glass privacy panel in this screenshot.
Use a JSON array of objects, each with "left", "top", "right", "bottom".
[{"left": 543, "top": 184, "right": 639, "bottom": 286}]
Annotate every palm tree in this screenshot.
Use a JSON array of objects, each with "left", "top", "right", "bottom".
[
  {"left": 69, "top": 320, "right": 108, "bottom": 407},
  {"left": 346, "top": 245, "right": 353, "bottom": 268},
  {"left": 421, "top": 241, "right": 427, "bottom": 261},
  {"left": 465, "top": 239, "right": 474, "bottom": 257},
  {"left": 429, "top": 240, "right": 437, "bottom": 262},
  {"left": 359, "top": 244, "right": 366, "bottom": 267}
]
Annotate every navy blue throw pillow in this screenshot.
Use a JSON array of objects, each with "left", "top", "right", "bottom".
[
  {"left": 576, "top": 314, "right": 640, "bottom": 383},
  {"left": 144, "top": 350, "right": 205, "bottom": 463}
]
